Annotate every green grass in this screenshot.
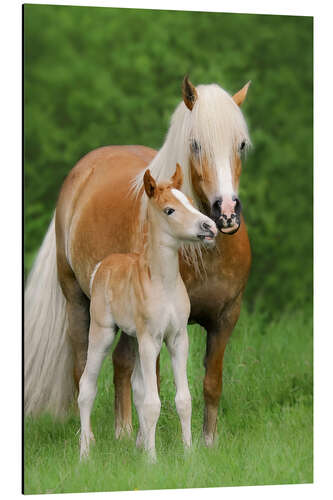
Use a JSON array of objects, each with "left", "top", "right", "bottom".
[{"left": 24, "top": 306, "right": 313, "bottom": 494}]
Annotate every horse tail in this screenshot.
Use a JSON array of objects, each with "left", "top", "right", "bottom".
[{"left": 24, "top": 213, "right": 75, "bottom": 418}]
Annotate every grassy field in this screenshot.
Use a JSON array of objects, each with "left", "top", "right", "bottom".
[{"left": 24, "top": 305, "right": 312, "bottom": 494}]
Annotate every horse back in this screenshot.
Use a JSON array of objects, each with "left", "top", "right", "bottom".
[{"left": 56, "top": 145, "right": 156, "bottom": 297}]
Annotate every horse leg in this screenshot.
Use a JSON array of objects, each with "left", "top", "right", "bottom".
[
  {"left": 131, "top": 351, "right": 145, "bottom": 448},
  {"left": 166, "top": 328, "right": 192, "bottom": 448},
  {"left": 203, "top": 294, "right": 242, "bottom": 446},
  {"left": 112, "top": 332, "right": 136, "bottom": 438},
  {"left": 112, "top": 332, "right": 161, "bottom": 440},
  {"left": 58, "top": 257, "right": 90, "bottom": 393},
  {"left": 78, "top": 319, "right": 115, "bottom": 459},
  {"left": 156, "top": 354, "right": 161, "bottom": 394},
  {"left": 137, "top": 334, "right": 161, "bottom": 462},
  {"left": 66, "top": 298, "right": 91, "bottom": 392}
]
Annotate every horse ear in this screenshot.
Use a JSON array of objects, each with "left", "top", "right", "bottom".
[
  {"left": 232, "top": 81, "right": 251, "bottom": 107},
  {"left": 143, "top": 169, "right": 157, "bottom": 198},
  {"left": 182, "top": 75, "right": 198, "bottom": 111},
  {"left": 171, "top": 163, "right": 183, "bottom": 190}
]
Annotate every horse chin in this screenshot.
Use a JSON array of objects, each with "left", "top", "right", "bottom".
[
  {"left": 219, "top": 223, "right": 240, "bottom": 235},
  {"left": 195, "top": 235, "right": 216, "bottom": 246},
  {"left": 202, "top": 237, "right": 216, "bottom": 247}
]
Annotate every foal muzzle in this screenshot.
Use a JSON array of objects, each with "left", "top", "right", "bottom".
[{"left": 197, "top": 219, "right": 218, "bottom": 242}]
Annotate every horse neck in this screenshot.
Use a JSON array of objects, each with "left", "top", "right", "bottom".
[
  {"left": 140, "top": 135, "right": 195, "bottom": 203},
  {"left": 144, "top": 209, "right": 181, "bottom": 291}
]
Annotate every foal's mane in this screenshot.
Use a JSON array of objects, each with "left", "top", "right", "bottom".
[{"left": 131, "top": 83, "right": 251, "bottom": 276}]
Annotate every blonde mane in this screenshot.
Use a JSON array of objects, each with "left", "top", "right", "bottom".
[{"left": 131, "top": 83, "right": 251, "bottom": 276}]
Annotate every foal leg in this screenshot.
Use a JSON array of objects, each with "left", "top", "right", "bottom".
[
  {"left": 113, "top": 335, "right": 161, "bottom": 440},
  {"left": 78, "top": 319, "right": 115, "bottom": 459},
  {"left": 112, "top": 332, "right": 136, "bottom": 439},
  {"left": 138, "top": 334, "right": 161, "bottom": 462},
  {"left": 203, "top": 295, "right": 242, "bottom": 446},
  {"left": 131, "top": 351, "right": 161, "bottom": 448},
  {"left": 166, "top": 328, "right": 192, "bottom": 448}
]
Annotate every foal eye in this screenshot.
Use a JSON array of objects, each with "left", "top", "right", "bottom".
[
  {"left": 191, "top": 139, "right": 201, "bottom": 154},
  {"left": 239, "top": 141, "right": 246, "bottom": 152},
  {"left": 164, "top": 207, "right": 175, "bottom": 216}
]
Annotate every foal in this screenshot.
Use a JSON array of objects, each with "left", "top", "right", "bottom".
[{"left": 78, "top": 164, "right": 217, "bottom": 461}]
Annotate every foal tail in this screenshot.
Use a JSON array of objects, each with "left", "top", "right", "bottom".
[{"left": 24, "top": 214, "right": 75, "bottom": 418}]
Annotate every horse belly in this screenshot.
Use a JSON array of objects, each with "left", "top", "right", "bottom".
[
  {"left": 187, "top": 281, "right": 231, "bottom": 326},
  {"left": 109, "top": 292, "right": 138, "bottom": 338}
]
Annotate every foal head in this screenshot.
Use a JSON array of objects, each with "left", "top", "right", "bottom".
[
  {"left": 143, "top": 164, "right": 217, "bottom": 245},
  {"left": 182, "top": 76, "right": 251, "bottom": 234}
]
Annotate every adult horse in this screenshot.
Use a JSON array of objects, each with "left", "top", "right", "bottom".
[{"left": 24, "top": 77, "right": 251, "bottom": 446}]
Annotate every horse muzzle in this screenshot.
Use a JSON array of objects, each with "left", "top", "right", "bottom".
[
  {"left": 217, "top": 214, "right": 241, "bottom": 234},
  {"left": 211, "top": 196, "right": 242, "bottom": 235}
]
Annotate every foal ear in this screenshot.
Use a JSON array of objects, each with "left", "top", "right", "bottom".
[
  {"left": 171, "top": 163, "right": 183, "bottom": 190},
  {"left": 182, "top": 75, "right": 198, "bottom": 111},
  {"left": 143, "top": 169, "right": 157, "bottom": 198},
  {"left": 232, "top": 81, "right": 251, "bottom": 107}
]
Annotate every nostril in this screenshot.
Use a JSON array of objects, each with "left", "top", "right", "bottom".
[
  {"left": 232, "top": 196, "right": 241, "bottom": 214},
  {"left": 212, "top": 198, "right": 222, "bottom": 213},
  {"left": 201, "top": 220, "right": 216, "bottom": 238}
]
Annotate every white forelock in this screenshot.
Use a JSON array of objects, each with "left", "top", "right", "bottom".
[{"left": 133, "top": 83, "right": 250, "bottom": 203}]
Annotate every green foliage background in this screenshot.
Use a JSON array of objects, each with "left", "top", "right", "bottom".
[{"left": 24, "top": 5, "right": 313, "bottom": 313}]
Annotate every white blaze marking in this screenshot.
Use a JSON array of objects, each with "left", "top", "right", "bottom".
[
  {"left": 171, "top": 189, "right": 201, "bottom": 215},
  {"left": 216, "top": 158, "right": 234, "bottom": 198}
]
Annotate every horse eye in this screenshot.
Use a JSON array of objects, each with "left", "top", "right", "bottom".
[
  {"left": 191, "top": 139, "right": 201, "bottom": 154},
  {"left": 164, "top": 207, "right": 175, "bottom": 216},
  {"left": 239, "top": 141, "right": 246, "bottom": 151}
]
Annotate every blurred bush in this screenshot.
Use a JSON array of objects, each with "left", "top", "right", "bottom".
[{"left": 24, "top": 5, "right": 313, "bottom": 314}]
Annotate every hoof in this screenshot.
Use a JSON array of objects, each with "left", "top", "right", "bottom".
[
  {"left": 136, "top": 429, "right": 144, "bottom": 448},
  {"left": 203, "top": 432, "right": 215, "bottom": 447},
  {"left": 184, "top": 443, "right": 193, "bottom": 457},
  {"left": 146, "top": 450, "right": 157, "bottom": 464},
  {"left": 115, "top": 423, "right": 133, "bottom": 440},
  {"left": 80, "top": 449, "right": 90, "bottom": 461},
  {"left": 183, "top": 437, "right": 192, "bottom": 453},
  {"left": 79, "top": 430, "right": 95, "bottom": 460}
]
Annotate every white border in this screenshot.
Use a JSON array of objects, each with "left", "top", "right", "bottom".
[
  {"left": 5, "top": 0, "right": 316, "bottom": 16},
  {"left": 2, "top": 1, "right": 332, "bottom": 499}
]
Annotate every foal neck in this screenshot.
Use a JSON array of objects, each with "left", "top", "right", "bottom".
[{"left": 145, "top": 209, "right": 181, "bottom": 291}]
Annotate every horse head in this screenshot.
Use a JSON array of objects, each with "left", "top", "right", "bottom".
[
  {"left": 143, "top": 163, "right": 217, "bottom": 245},
  {"left": 182, "top": 76, "right": 251, "bottom": 235}
]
